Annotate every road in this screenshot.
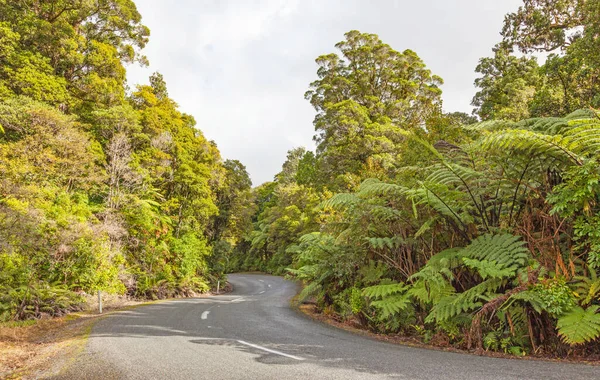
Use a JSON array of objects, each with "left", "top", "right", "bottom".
[{"left": 54, "top": 274, "right": 597, "bottom": 379}]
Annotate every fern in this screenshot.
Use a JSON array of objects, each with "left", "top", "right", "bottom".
[
  {"left": 362, "top": 283, "right": 408, "bottom": 299},
  {"left": 297, "top": 281, "right": 322, "bottom": 303},
  {"left": 371, "top": 294, "right": 412, "bottom": 318},
  {"left": 573, "top": 268, "right": 600, "bottom": 306},
  {"left": 425, "top": 278, "right": 503, "bottom": 323},
  {"left": 557, "top": 306, "right": 600, "bottom": 345},
  {"left": 426, "top": 163, "right": 481, "bottom": 189},
  {"left": 460, "top": 234, "right": 529, "bottom": 277},
  {"left": 463, "top": 119, "right": 516, "bottom": 132},
  {"left": 462, "top": 258, "right": 517, "bottom": 280},
  {"left": 321, "top": 193, "right": 360, "bottom": 210},
  {"left": 357, "top": 178, "right": 410, "bottom": 197},
  {"left": 366, "top": 236, "right": 404, "bottom": 250},
  {"left": 562, "top": 119, "right": 600, "bottom": 158},
  {"left": 481, "top": 129, "right": 582, "bottom": 165},
  {"left": 504, "top": 290, "right": 545, "bottom": 314},
  {"left": 358, "top": 261, "right": 387, "bottom": 285},
  {"left": 363, "top": 283, "right": 411, "bottom": 318},
  {"left": 408, "top": 248, "right": 460, "bottom": 305}
]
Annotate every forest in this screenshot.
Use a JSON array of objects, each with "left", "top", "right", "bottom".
[
  {"left": 3, "top": 0, "right": 600, "bottom": 359},
  {"left": 0, "top": 0, "right": 254, "bottom": 320}
]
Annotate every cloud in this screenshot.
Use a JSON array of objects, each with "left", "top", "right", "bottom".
[{"left": 127, "top": 0, "right": 522, "bottom": 185}]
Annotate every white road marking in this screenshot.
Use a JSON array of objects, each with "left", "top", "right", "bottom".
[
  {"left": 259, "top": 291, "right": 265, "bottom": 294},
  {"left": 258, "top": 279, "right": 264, "bottom": 282},
  {"left": 201, "top": 311, "right": 210, "bottom": 319},
  {"left": 268, "top": 284, "right": 271, "bottom": 288},
  {"left": 236, "top": 340, "right": 305, "bottom": 361}
]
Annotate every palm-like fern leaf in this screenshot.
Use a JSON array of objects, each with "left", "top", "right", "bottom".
[
  {"left": 557, "top": 306, "right": 600, "bottom": 345},
  {"left": 481, "top": 129, "right": 582, "bottom": 165}
]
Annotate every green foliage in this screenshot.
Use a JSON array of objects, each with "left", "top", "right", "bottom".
[
  {"left": 549, "top": 160, "right": 600, "bottom": 268},
  {"left": 533, "top": 278, "right": 577, "bottom": 317},
  {"left": 304, "top": 30, "right": 443, "bottom": 190},
  {"left": 0, "top": 2, "right": 253, "bottom": 320},
  {"left": 363, "top": 283, "right": 411, "bottom": 318},
  {"left": 475, "top": 1, "right": 600, "bottom": 118},
  {"left": 573, "top": 268, "right": 600, "bottom": 306},
  {"left": 460, "top": 234, "right": 529, "bottom": 279},
  {"left": 557, "top": 306, "right": 600, "bottom": 345}
]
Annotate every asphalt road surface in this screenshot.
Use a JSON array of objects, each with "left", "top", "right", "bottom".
[{"left": 54, "top": 274, "right": 598, "bottom": 379}]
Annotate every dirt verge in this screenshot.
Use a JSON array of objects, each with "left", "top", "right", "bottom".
[
  {"left": 0, "top": 290, "right": 226, "bottom": 379},
  {"left": 296, "top": 303, "right": 600, "bottom": 366}
]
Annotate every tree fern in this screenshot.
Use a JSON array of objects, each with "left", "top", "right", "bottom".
[
  {"left": 504, "top": 290, "right": 545, "bottom": 314},
  {"left": 460, "top": 234, "right": 530, "bottom": 278},
  {"left": 363, "top": 283, "right": 411, "bottom": 318},
  {"left": 363, "top": 282, "right": 408, "bottom": 298},
  {"left": 371, "top": 294, "right": 412, "bottom": 318},
  {"left": 408, "top": 248, "right": 460, "bottom": 305},
  {"left": 557, "top": 306, "right": 600, "bottom": 345},
  {"left": 462, "top": 258, "right": 518, "bottom": 280},
  {"left": 573, "top": 268, "right": 600, "bottom": 306},
  {"left": 366, "top": 236, "right": 404, "bottom": 250},
  {"left": 562, "top": 119, "right": 600, "bottom": 158},
  {"left": 426, "top": 278, "right": 503, "bottom": 323},
  {"left": 481, "top": 129, "right": 582, "bottom": 165},
  {"left": 463, "top": 119, "right": 516, "bottom": 132},
  {"left": 321, "top": 193, "right": 360, "bottom": 210},
  {"left": 368, "top": 205, "right": 404, "bottom": 222},
  {"left": 357, "top": 178, "right": 410, "bottom": 198},
  {"left": 426, "top": 163, "right": 481, "bottom": 189}
]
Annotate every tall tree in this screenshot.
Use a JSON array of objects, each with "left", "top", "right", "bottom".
[
  {"left": 472, "top": 47, "right": 541, "bottom": 120},
  {"left": 0, "top": 0, "right": 149, "bottom": 109},
  {"left": 305, "top": 30, "right": 443, "bottom": 189}
]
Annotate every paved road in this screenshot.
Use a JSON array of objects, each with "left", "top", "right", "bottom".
[{"left": 55, "top": 274, "right": 597, "bottom": 379}]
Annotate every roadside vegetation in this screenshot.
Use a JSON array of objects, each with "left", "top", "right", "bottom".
[
  {"left": 0, "top": 0, "right": 253, "bottom": 323},
  {"left": 230, "top": 1, "right": 600, "bottom": 358}
]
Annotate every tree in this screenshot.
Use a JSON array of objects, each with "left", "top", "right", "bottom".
[
  {"left": 0, "top": 0, "right": 150, "bottom": 109},
  {"left": 305, "top": 30, "right": 443, "bottom": 189},
  {"left": 472, "top": 47, "right": 541, "bottom": 120},
  {"left": 492, "top": 0, "right": 600, "bottom": 113},
  {"left": 275, "top": 147, "right": 306, "bottom": 184}
]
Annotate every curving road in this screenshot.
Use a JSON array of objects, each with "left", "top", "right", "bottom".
[{"left": 55, "top": 274, "right": 597, "bottom": 379}]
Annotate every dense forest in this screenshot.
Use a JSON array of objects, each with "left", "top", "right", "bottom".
[
  {"left": 230, "top": 1, "right": 600, "bottom": 357},
  {"left": 0, "top": 0, "right": 254, "bottom": 320},
  {"left": 3, "top": 0, "right": 600, "bottom": 359}
]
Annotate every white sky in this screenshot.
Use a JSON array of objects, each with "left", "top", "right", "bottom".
[{"left": 127, "top": 0, "right": 524, "bottom": 185}]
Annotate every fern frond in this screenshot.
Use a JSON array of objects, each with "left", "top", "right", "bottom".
[
  {"left": 562, "top": 119, "right": 600, "bottom": 158},
  {"left": 369, "top": 205, "right": 404, "bottom": 222},
  {"left": 426, "top": 163, "right": 481, "bottom": 189},
  {"left": 573, "top": 268, "right": 600, "bottom": 305},
  {"left": 505, "top": 290, "right": 545, "bottom": 314},
  {"left": 462, "top": 258, "right": 517, "bottom": 280},
  {"left": 426, "top": 279, "right": 503, "bottom": 323},
  {"left": 297, "top": 281, "right": 322, "bottom": 303},
  {"left": 481, "top": 129, "right": 582, "bottom": 165},
  {"left": 463, "top": 119, "right": 516, "bottom": 132},
  {"left": 557, "top": 306, "right": 600, "bottom": 345},
  {"left": 362, "top": 283, "right": 407, "bottom": 299},
  {"left": 371, "top": 293, "right": 412, "bottom": 318},
  {"left": 460, "top": 234, "right": 529, "bottom": 278},
  {"left": 357, "top": 179, "right": 410, "bottom": 198},
  {"left": 321, "top": 193, "right": 360, "bottom": 210},
  {"left": 366, "top": 236, "right": 404, "bottom": 250}
]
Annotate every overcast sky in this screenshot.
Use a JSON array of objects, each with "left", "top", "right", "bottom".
[{"left": 127, "top": 0, "right": 523, "bottom": 185}]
